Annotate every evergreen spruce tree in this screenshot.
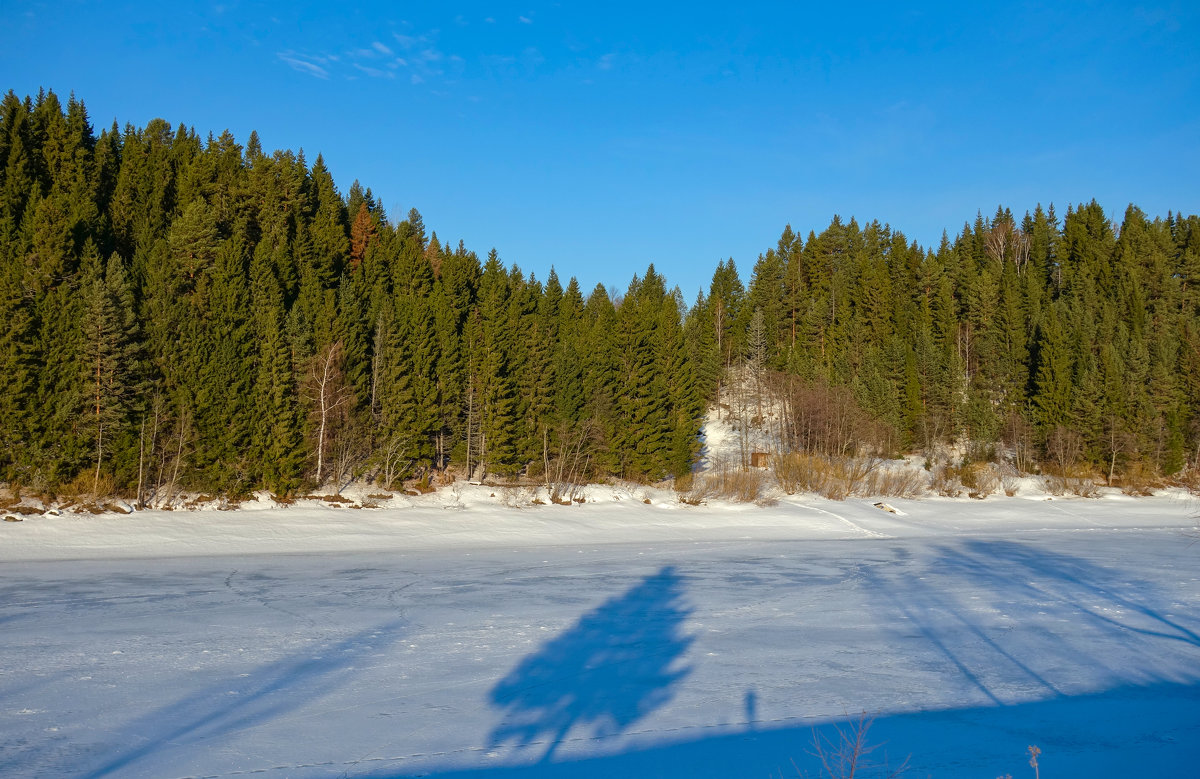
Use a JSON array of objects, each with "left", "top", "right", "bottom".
[
  {"left": 79, "top": 253, "right": 139, "bottom": 492},
  {"left": 249, "top": 241, "right": 304, "bottom": 494},
  {"left": 1033, "top": 303, "right": 1073, "bottom": 434}
]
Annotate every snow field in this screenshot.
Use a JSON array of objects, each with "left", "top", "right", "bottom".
[{"left": 1, "top": 486, "right": 1198, "bottom": 777}]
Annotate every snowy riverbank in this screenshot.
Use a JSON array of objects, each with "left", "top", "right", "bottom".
[
  {"left": 2, "top": 480, "right": 1195, "bottom": 563},
  {"left": 3, "top": 489, "right": 1199, "bottom": 778}
]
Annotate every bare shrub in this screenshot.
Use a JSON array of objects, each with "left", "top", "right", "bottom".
[
  {"left": 714, "top": 467, "right": 766, "bottom": 502},
  {"left": 1117, "top": 461, "right": 1163, "bottom": 496},
  {"left": 1045, "top": 426, "right": 1084, "bottom": 473},
  {"left": 930, "top": 465, "right": 963, "bottom": 497},
  {"left": 864, "top": 467, "right": 927, "bottom": 499},
  {"left": 1171, "top": 467, "right": 1200, "bottom": 496},
  {"left": 1001, "top": 473, "right": 1021, "bottom": 497},
  {"left": 803, "top": 711, "right": 910, "bottom": 779},
  {"left": 544, "top": 421, "right": 598, "bottom": 504},
  {"left": 376, "top": 432, "right": 415, "bottom": 491},
  {"left": 1045, "top": 465, "right": 1101, "bottom": 497},
  {"left": 841, "top": 457, "right": 881, "bottom": 496},
  {"left": 676, "top": 472, "right": 715, "bottom": 505},
  {"left": 756, "top": 491, "right": 780, "bottom": 507},
  {"left": 967, "top": 463, "right": 1000, "bottom": 499},
  {"left": 774, "top": 452, "right": 829, "bottom": 495},
  {"left": 1069, "top": 475, "right": 1101, "bottom": 498},
  {"left": 774, "top": 374, "right": 890, "bottom": 458},
  {"left": 929, "top": 462, "right": 1000, "bottom": 499},
  {"left": 679, "top": 466, "right": 764, "bottom": 504},
  {"left": 773, "top": 452, "right": 906, "bottom": 500},
  {"left": 1002, "top": 412, "right": 1038, "bottom": 475}
]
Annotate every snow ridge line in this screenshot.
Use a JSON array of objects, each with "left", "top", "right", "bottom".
[{"left": 167, "top": 714, "right": 830, "bottom": 778}]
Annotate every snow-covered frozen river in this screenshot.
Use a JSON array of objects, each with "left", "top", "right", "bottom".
[{"left": 2, "top": 491, "right": 1199, "bottom": 777}]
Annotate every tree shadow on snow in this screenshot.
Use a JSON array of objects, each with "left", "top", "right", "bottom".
[
  {"left": 369, "top": 680, "right": 1200, "bottom": 778},
  {"left": 486, "top": 565, "right": 695, "bottom": 763},
  {"left": 70, "top": 617, "right": 407, "bottom": 779},
  {"left": 356, "top": 544, "right": 1200, "bottom": 778},
  {"left": 859, "top": 539, "right": 1200, "bottom": 707},
  {"left": 948, "top": 539, "right": 1200, "bottom": 648}
]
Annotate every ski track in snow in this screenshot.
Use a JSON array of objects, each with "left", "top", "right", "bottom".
[
  {"left": 1, "top": 489, "right": 1198, "bottom": 778},
  {"left": 791, "top": 501, "right": 893, "bottom": 539}
]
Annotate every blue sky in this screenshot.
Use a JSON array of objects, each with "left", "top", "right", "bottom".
[{"left": 4, "top": 1, "right": 1198, "bottom": 296}]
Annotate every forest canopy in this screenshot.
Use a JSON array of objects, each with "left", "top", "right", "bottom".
[{"left": 1, "top": 89, "right": 1197, "bottom": 500}]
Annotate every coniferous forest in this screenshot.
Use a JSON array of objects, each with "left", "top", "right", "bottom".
[{"left": 2, "top": 89, "right": 1198, "bottom": 500}]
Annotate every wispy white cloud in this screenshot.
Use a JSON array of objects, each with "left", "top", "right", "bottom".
[
  {"left": 277, "top": 52, "right": 329, "bottom": 79},
  {"left": 338, "top": 38, "right": 409, "bottom": 78},
  {"left": 387, "top": 29, "right": 454, "bottom": 82},
  {"left": 354, "top": 63, "right": 394, "bottom": 79},
  {"left": 277, "top": 25, "right": 465, "bottom": 88},
  {"left": 518, "top": 15, "right": 532, "bottom": 24}
]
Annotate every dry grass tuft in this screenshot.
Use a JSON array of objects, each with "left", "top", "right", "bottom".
[
  {"left": 5, "top": 504, "right": 44, "bottom": 516},
  {"left": 930, "top": 465, "right": 962, "bottom": 497},
  {"left": 307, "top": 493, "right": 355, "bottom": 504},
  {"left": 1171, "top": 468, "right": 1200, "bottom": 496},
  {"left": 931, "top": 462, "right": 1001, "bottom": 499},
  {"left": 864, "top": 466, "right": 927, "bottom": 499},
  {"left": 678, "top": 466, "right": 766, "bottom": 504},
  {"left": 996, "top": 463, "right": 1024, "bottom": 497},
  {"left": 1116, "top": 462, "right": 1164, "bottom": 496},
  {"left": 773, "top": 452, "right": 830, "bottom": 496},
  {"left": 58, "top": 471, "right": 115, "bottom": 503},
  {"left": 967, "top": 463, "right": 1001, "bottom": 499},
  {"left": 773, "top": 452, "right": 922, "bottom": 500},
  {"left": 1044, "top": 465, "right": 1101, "bottom": 497}
]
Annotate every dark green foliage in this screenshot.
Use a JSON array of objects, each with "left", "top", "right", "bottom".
[
  {"left": 732, "top": 201, "right": 1200, "bottom": 479},
  {"left": 1, "top": 88, "right": 1197, "bottom": 496},
  {"left": 79, "top": 252, "right": 140, "bottom": 487}
]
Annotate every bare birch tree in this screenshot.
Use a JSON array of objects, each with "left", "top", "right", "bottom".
[{"left": 303, "top": 340, "right": 354, "bottom": 487}]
